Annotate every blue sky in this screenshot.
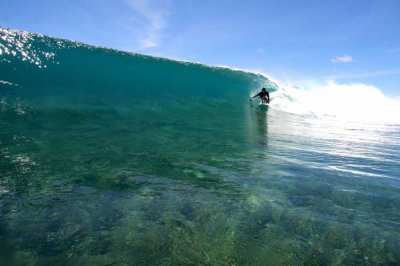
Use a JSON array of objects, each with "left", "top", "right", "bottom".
[{"left": 1, "top": 0, "right": 400, "bottom": 96}]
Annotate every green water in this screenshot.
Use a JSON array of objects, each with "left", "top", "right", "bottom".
[{"left": 1, "top": 28, "right": 400, "bottom": 265}]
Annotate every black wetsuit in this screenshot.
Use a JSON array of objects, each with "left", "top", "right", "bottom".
[{"left": 255, "top": 90, "right": 270, "bottom": 103}]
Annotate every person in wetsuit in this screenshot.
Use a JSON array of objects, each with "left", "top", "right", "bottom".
[{"left": 252, "top": 87, "right": 270, "bottom": 104}]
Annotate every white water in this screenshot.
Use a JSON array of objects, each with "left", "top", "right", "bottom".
[{"left": 268, "top": 80, "right": 400, "bottom": 124}]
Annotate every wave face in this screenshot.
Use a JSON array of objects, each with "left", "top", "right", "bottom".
[
  {"left": 1, "top": 28, "right": 400, "bottom": 265},
  {"left": 0, "top": 28, "right": 273, "bottom": 104}
]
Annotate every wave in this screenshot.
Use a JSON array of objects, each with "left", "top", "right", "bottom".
[
  {"left": 0, "top": 28, "right": 273, "bottom": 109},
  {"left": 1, "top": 27, "right": 398, "bottom": 124}
]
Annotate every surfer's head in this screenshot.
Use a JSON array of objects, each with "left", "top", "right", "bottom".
[{"left": 262, "top": 88, "right": 267, "bottom": 92}]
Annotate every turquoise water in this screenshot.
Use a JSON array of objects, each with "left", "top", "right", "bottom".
[{"left": 1, "top": 28, "right": 400, "bottom": 265}]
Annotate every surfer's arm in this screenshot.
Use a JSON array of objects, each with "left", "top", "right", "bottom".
[{"left": 251, "top": 92, "right": 261, "bottom": 98}]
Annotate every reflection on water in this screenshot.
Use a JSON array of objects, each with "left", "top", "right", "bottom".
[{"left": 1, "top": 99, "right": 400, "bottom": 265}]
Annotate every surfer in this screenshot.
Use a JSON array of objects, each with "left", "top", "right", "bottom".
[{"left": 251, "top": 88, "right": 270, "bottom": 104}]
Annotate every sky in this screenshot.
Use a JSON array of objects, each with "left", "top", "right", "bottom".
[{"left": 1, "top": 0, "right": 400, "bottom": 96}]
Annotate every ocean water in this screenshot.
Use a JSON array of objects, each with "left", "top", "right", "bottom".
[{"left": 1, "top": 28, "right": 400, "bottom": 266}]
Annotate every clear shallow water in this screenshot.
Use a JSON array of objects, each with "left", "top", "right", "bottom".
[{"left": 1, "top": 28, "right": 400, "bottom": 265}]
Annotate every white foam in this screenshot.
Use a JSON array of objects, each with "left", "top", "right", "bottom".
[
  {"left": 267, "top": 80, "right": 400, "bottom": 124},
  {"left": 0, "top": 80, "right": 15, "bottom": 86}
]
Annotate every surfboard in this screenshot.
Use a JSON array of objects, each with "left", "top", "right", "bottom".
[
  {"left": 258, "top": 103, "right": 269, "bottom": 111},
  {"left": 249, "top": 98, "right": 269, "bottom": 108}
]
